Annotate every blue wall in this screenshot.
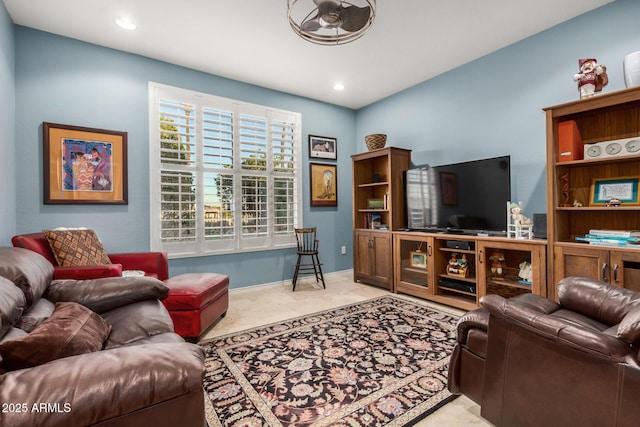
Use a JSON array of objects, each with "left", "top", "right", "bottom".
[
  {"left": 4, "top": 0, "right": 640, "bottom": 288},
  {"left": 0, "top": 2, "right": 15, "bottom": 243},
  {"left": 356, "top": 0, "right": 640, "bottom": 217},
  {"left": 12, "top": 27, "right": 355, "bottom": 288}
]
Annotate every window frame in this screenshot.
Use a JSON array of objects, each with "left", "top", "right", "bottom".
[{"left": 148, "top": 82, "right": 302, "bottom": 258}]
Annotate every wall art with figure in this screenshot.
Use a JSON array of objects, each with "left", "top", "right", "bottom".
[{"left": 44, "top": 122, "right": 128, "bottom": 204}]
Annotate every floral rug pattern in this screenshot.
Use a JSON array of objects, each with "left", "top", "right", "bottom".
[{"left": 201, "top": 296, "right": 459, "bottom": 427}]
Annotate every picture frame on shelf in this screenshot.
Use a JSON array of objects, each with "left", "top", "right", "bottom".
[
  {"left": 589, "top": 176, "right": 639, "bottom": 206},
  {"left": 310, "top": 162, "right": 337, "bottom": 206},
  {"left": 410, "top": 251, "right": 427, "bottom": 269},
  {"left": 309, "top": 135, "right": 337, "bottom": 160},
  {"left": 43, "top": 122, "right": 128, "bottom": 205}
]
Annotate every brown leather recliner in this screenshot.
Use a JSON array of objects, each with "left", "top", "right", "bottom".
[
  {"left": 448, "top": 276, "right": 640, "bottom": 427},
  {"left": 0, "top": 247, "right": 206, "bottom": 427}
]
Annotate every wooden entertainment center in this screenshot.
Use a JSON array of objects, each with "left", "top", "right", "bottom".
[
  {"left": 352, "top": 87, "right": 640, "bottom": 310},
  {"left": 352, "top": 146, "right": 547, "bottom": 310}
]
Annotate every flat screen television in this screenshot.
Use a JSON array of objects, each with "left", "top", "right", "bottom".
[{"left": 404, "top": 155, "right": 511, "bottom": 234}]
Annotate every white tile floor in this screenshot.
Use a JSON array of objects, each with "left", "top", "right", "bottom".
[{"left": 201, "top": 270, "right": 491, "bottom": 426}]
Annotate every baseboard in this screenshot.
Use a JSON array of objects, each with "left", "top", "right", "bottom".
[{"left": 229, "top": 269, "right": 354, "bottom": 294}]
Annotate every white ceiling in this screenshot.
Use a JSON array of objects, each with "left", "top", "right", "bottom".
[{"left": 4, "top": 0, "right": 614, "bottom": 109}]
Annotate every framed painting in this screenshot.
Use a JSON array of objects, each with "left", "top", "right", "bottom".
[
  {"left": 309, "top": 135, "right": 337, "bottom": 160},
  {"left": 589, "top": 176, "right": 640, "bottom": 206},
  {"left": 410, "top": 251, "right": 427, "bottom": 269},
  {"left": 310, "top": 163, "right": 337, "bottom": 206},
  {"left": 43, "top": 122, "right": 128, "bottom": 204},
  {"left": 440, "top": 172, "right": 458, "bottom": 205}
]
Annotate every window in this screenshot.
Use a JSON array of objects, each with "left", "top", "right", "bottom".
[{"left": 149, "top": 83, "right": 302, "bottom": 257}]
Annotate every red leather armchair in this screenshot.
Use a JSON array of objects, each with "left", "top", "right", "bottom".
[{"left": 12, "top": 232, "right": 169, "bottom": 281}]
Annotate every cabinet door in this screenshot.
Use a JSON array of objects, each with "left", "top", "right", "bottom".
[
  {"left": 355, "top": 231, "right": 373, "bottom": 279},
  {"left": 371, "top": 233, "right": 392, "bottom": 284},
  {"left": 554, "top": 245, "right": 609, "bottom": 283},
  {"left": 610, "top": 250, "right": 640, "bottom": 292}
]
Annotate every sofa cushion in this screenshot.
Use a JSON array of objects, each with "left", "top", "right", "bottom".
[
  {"left": 618, "top": 304, "right": 640, "bottom": 345},
  {"left": 43, "top": 229, "right": 111, "bottom": 267},
  {"left": 0, "top": 247, "right": 53, "bottom": 308},
  {"left": 0, "top": 302, "right": 111, "bottom": 371},
  {"left": 46, "top": 276, "right": 169, "bottom": 314},
  {"left": 14, "top": 298, "right": 55, "bottom": 333},
  {"left": 0, "top": 277, "right": 27, "bottom": 339},
  {"left": 102, "top": 300, "right": 174, "bottom": 349}
]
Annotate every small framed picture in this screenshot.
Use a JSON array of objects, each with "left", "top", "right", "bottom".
[
  {"left": 410, "top": 251, "right": 427, "bottom": 269},
  {"left": 309, "top": 163, "right": 337, "bottom": 207},
  {"left": 309, "top": 135, "right": 337, "bottom": 160},
  {"left": 590, "top": 176, "right": 640, "bottom": 206}
]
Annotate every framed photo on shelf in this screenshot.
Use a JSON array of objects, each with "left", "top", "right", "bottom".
[
  {"left": 410, "top": 251, "right": 427, "bottom": 269},
  {"left": 440, "top": 172, "right": 458, "bottom": 205},
  {"left": 589, "top": 176, "right": 639, "bottom": 206},
  {"left": 309, "top": 162, "right": 337, "bottom": 206},
  {"left": 309, "top": 135, "right": 337, "bottom": 160},
  {"left": 43, "top": 122, "right": 128, "bottom": 204}
]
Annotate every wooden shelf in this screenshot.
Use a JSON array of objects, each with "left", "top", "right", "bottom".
[
  {"left": 357, "top": 181, "right": 390, "bottom": 188},
  {"left": 544, "top": 86, "right": 640, "bottom": 296}
]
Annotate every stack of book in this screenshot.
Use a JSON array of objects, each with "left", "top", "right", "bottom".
[{"left": 575, "top": 229, "right": 640, "bottom": 246}]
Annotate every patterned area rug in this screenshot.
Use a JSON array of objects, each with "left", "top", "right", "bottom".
[{"left": 201, "top": 295, "right": 459, "bottom": 426}]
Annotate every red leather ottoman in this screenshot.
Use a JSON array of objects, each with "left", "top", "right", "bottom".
[{"left": 162, "top": 273, "right": 229, "bottom": 341}]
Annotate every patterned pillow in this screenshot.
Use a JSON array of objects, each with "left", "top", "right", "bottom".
[{"left": 43, "top": 229, "right": 112, "bottom": 267}]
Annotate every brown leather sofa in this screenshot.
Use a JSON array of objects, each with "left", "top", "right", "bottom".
[
  {"left": 0, "top": 247, "right": 206, "bottom": 427},
  {"left": 448, "top": 276, "right": 640, "bottom": 427}
]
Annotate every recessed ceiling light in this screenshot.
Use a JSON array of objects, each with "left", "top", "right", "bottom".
[
  {"left": 333, "top": 83, "right": 345, "bottom": 91},
  {"left": 115, "top": 17, "right": 137, "bottom": 30}
]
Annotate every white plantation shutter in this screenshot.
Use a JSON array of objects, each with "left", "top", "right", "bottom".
[{"left": 149, "top": 83, "right": 301, "bottom": 257}]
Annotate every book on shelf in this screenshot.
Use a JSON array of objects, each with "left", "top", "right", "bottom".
[
  {"left": 588, "top": 229, "right": 640, "bottom": 238},
  {"left": 370, "top": 213, "right": 382, "bottom": 229}
]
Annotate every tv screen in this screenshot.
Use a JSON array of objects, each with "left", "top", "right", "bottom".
[{"left": 404, "top": 156, "right": 511, "bottom": 234}]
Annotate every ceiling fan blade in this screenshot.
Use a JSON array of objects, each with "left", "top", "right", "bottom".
[
  {"left": 339, "top": 5, "right": 371, "bottom": 32},
  {"left": 300, "top": 18, "right": 322, "bottom": 32}
]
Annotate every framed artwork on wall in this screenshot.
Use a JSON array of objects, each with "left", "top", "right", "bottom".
[
  {"left": 309, "top": 135, "right": 337, "bottom": 160},
  {"left": 310, "top": 162, "right": 337, "bottom": 206},
  {"left": 43, "top": 122, "right": 128, "bottom": 204}
]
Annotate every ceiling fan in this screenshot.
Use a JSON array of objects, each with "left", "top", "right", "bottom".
[{"left": 287, "top": 0, "right": 376, "bottom": 45}]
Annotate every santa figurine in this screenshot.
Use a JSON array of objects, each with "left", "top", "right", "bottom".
[{"left": 573, "top": 58, "right": 608, "bottom": 99}]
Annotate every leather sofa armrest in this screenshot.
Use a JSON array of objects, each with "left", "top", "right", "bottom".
[
  {"left": 0, "top": 342, "right": 205, "bottom": 427},
  {"left": 482, "top": 294, "right": 633, "bottom": 360},
  {"left": 53, "top": 264, "right": 122, "bottom": 280},
  {"left": 455, "top": 307, "right": 489, "bottom": 345},
  {"left": 109, "top": 252, "right": 169, "bottom": 281}
]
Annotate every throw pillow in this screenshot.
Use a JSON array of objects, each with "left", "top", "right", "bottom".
[
  {"left": 0, "top": 302, "right": 112, "bottom": 371},
  {"left": 43, "top": 229, "right": 111, "bottom": 267}
]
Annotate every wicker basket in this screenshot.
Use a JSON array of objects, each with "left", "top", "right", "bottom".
[{"left": 365, "top": 134, "right": 387, "bottom": 151}]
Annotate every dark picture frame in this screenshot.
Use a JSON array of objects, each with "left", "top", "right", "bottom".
[
  {"left": 43, "top": 122, "right": 128, "bottom": 204},
  {"left": 590, "top": 176, "right": 640, "bottom": 206},
  {"left": 310, "top": 162, "right": 337, "bottom": 206},
  {"left": 309, "top": 135, "right": 337, "bottom": 160},
  {"left": 440, "top": 172, "right": 458, "bottom": 205}
]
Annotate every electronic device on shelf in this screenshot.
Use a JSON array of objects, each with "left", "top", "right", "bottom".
[
  {"left": 438, "top": 278, "right": 476, "bottom": 294},
  {"left": 403, "top": 156, "right": 511, "bottom": 235}
]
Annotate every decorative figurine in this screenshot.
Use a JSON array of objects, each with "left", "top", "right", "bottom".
[
  {"left": 510, "top": 203, "right": 532, "bottom": 226},
  {"left": 518, "top": 259, "right": 533, "bottom": 284},
  {"left": 605, "top": 198, "right": 622, "bottom": 207},
  {"left": 447, "top": 253, "right": 469, "bottom": 278},
  {"left": 507, "top": 201, "right": 534, "bottom": 239},
  {"left": 573, "top": 199, "right": 583, "bottom": 207},
  {"left": 560, "top": 173, "right": 571, "bottom": 207},
  {"left": 573, "top": 58, "right": 608, "bottom": 99},
  {"left": 489, "top": 252, "right": 505, "bottom": 275}
]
